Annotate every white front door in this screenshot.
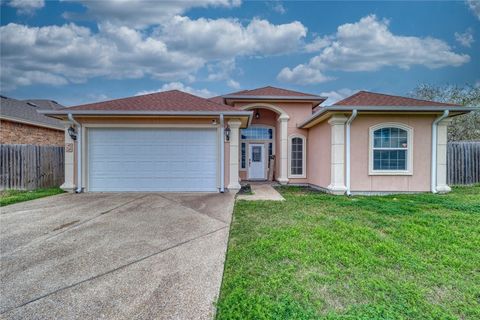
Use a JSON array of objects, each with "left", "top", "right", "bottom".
[{"left": 248, "top": 144, "right": 265, "bottom": 180}]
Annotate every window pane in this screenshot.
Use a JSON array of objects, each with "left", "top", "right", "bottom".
[
  {"left": 241, "top": 143, "right": 246, "bottom": 169},
  {"left": 373, "top": 150, "right": 407, "bottom": 170},
  {"left": 291, "top": 137, "right": 303, "bottom": 175},
  {"left": 240, "top": 127, "right": 273, "bottom": 140},
  {"left": 374, "top": 127, "right": 408, "bottom": 149},
  {"left": 252, "top": 146, "right": 262, "bottom": 162}
]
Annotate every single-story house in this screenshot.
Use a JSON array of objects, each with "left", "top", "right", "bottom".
[
  {"left": 40, "top": 86, "right": 475, "bottom": 194},
  {"left": 0, "top": 95, "right": 65, "bottom": 146}
]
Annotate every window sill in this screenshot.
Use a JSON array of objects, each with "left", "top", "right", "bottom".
[
  {"left": 288, "top": 174, "right": 307, "bottom": 179},
  {"left": 369, "top": 171, "right": 412, "bottom": 176}
]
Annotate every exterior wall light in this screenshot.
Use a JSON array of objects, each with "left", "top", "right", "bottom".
[
  {"left": 224, "top": 126, "right": 231, "bottom": 142},
  {"left": 68, "top": 126, "right": 77, "bottom": 140},
  {"left": 255, "top": 109, "right": 260, "bottom": 119}
]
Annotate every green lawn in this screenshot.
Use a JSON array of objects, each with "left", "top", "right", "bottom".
[
  {"left": 217, "top": 186, "right": 480, "bottom": 319},
  {"left": 0, "top": 187, "right": 64, "bottom": 207}
]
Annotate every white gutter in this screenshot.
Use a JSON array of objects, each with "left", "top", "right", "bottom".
[
  {"left": 345, "top": 110, "right": 358, "bottom": 196},
  {"left": 68, "top": 114, "right": 83, "bottom": 193},
  {"left": 431, "top": 110, "right": 449, "bottom": 193},
  {"left": 220, "top": 114, "right": 225, "bottom": 193}
]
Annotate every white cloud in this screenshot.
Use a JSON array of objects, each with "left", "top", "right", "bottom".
[
  {"left": 279, "top": 15, "right": 470, "bottom": 84},
  {"left": 159, "top": 16, "right": 307, "bottom": 59},
  {"left": 0, "top": 22, "right": 204, "bottom": 90},
  {"left": 319, "top": 88, "right": 360, "bottom": 105},
  {"left": 455, "top": 28, "right": 474, "bottom": 47},
  {"left": 277, "top": 64, "right": 332, "bottom": 84},
  {"left": 227, "top": 79, "right": 241, "bottom": 89},
  {"left": 135, "top": 82, "right": 216, "bottom": 98},
  {"left": 1, "top": 12, "right": 307, "bottom": 90},
  {"left": 268, "top": 1, "right": 286, "bottom": 14},
  {"left": 62, "top": 0, "right": 241, "bottom": 28},
  {"left": 467, "top": 0, "right": 480, "bottom": 20},
  {"left": 8, "top": 0, "right": 44, "bottom": 14},
  {"left": 304, "top": 36, "right": 331, "bottom": 52}
]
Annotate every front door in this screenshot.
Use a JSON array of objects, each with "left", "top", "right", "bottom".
[{"left": 248, "top": 144, "right": 265, "bottom": 180}]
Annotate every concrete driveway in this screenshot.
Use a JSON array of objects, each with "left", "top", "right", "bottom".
[{"left": 0, "top": 192, "right": 235, "bottom": 320}]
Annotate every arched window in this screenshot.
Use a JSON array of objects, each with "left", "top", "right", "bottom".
[
  {"left": 369, "top": 123, "right": 413, "bottom": 175},
  {"left": 288, "top": 134, "right": 306, "bottom": 178}
]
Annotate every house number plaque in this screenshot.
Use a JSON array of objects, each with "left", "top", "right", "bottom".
[{"left": 66, "top": 143, "right": 74, "bottom": 153}]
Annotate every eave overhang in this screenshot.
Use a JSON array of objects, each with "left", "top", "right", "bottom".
[
  {"left": 39, "top": 110, "right": 254, "bottom": 128},
  {"left": 299, "top": 105, "right": 478, "bottom": 129}
]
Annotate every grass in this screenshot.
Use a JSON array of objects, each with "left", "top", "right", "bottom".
[
  {"left": 217, "top": 186, "right": 480, "bottom": 319},
  {"left": 0, "top": 187, "right": 64, "bottom": 207}
]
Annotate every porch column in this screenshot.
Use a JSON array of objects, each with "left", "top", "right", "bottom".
[
  {"left": 327, "top": 114, "right": 347, "bottom": 195},
  {"left": 436, "top": 118, "right": 452, "bottom": 193},
  {"left": 277, "top": 114, "right": 290, "bottom": 184},
  {"left": 227, "top": 119, "right": 242, "bottom": 190},
  {"left": 61, "top": 122, "right": 75, "bottom": 192}
]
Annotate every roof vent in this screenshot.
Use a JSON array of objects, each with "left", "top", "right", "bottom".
[{"left": 27, "top": 102, "right": 39, "bottom": 107}]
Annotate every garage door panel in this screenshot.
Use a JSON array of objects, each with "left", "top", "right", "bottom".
[{"left": 88, "top": 128, "right": 218, "bottom": 192}]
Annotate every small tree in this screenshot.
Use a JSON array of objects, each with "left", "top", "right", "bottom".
[{"left": 410, "top": 84, "right": 480, "bottom": 141}]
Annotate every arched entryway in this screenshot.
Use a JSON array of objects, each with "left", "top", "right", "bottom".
[{"left": 238, "top": 103, "right": 289, "bottom": 184}]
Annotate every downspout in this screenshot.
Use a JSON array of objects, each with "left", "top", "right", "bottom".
[
  {"left": 431, "top": 110, "right": 449, "bottom": 193},
  {"left": 345, "top": 109, "right": 358, "bottom": 196},
  {"left": 68, "top": 114, "right": 83, "bottom": 193},
  {"left": 220, "top": 114, "right": 225, "bottom": 193}
]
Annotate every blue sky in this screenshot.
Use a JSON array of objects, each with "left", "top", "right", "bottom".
[{"left": 1, "top": 0, "right": 479, "bottom": 106}]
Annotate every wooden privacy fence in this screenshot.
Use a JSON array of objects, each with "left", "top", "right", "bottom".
[
  {"left": 447, "top": 141, "right": 480, "bottom": 186},
  {"left": 0, "top": 144, "right": 64, "bottom": 190}
]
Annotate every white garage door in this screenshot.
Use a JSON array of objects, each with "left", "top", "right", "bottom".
[{"left": 88, "top": 128, "right": 218, "bottom": 192}]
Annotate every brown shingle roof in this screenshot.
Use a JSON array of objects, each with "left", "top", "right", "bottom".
[
  {"left": 66, "top": 90, "right": 237, "bottom": 111},
  {"left": 334, "top": 91, "right": 459, "bottom": 107},
  {"left": 226, "top": 86, "right": 321, "bottom": 97}
]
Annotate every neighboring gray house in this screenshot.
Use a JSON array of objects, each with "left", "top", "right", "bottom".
[{"left": 0, "top": 95, "right": 65, "bottom": 146}]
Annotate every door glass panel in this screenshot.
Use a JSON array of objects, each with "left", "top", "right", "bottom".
[{"left": 252, "top": 146, "right": 262, "bottom": 162}]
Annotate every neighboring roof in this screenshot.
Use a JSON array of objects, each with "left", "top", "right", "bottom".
[
  {"left": 299, "top": 91, "right": 476, "bottom": 129},
  {"left": 0, "top": 95, "right": 65, "bottom": 130},
  {"left": 222, "top": 86, "right": 327, "bottom": 104},
  {"left": 65, "top": 90, "right": 237, "bottom": 112},
  {"left": 334, "top": 91, "right": 460, "bottom": 107}
]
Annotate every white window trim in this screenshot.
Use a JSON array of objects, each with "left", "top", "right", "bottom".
[
  {"left": 369, "top": 122, "right": 413, "bottom": 176},
  {"left": 239, "top": 125, "right": 275, "bottom": 171},
  {"left": 288, "top": 134, "right": 307, "bottom": 178}
]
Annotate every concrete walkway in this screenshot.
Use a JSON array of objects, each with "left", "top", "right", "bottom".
[{"left": 237, "top": 184, "right": 285, "bottom": 201}]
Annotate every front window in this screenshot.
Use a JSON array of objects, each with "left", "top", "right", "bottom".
[
  {"left": 288, "top": 135, "right": 306, "bottom": 178},
  {"left": 370, "top": 124, "right": 412, "bottom": 174},
  {"left": 241, "top": 127, "right": 273, "bottom": 140}
]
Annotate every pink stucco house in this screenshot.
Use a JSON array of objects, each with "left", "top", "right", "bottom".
[{"left": 41, "top": 86, "right": 474, "bottom": 195}]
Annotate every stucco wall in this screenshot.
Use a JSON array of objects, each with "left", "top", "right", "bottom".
[
  {"left": 0, "top": 119, "right": 63, "bottom": 146},
  {"left": 349, "top": 114, "right": 435, "bottom": 192},
  {"left": 307, "top": 120, "right": 331, "bottom": 189}
]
